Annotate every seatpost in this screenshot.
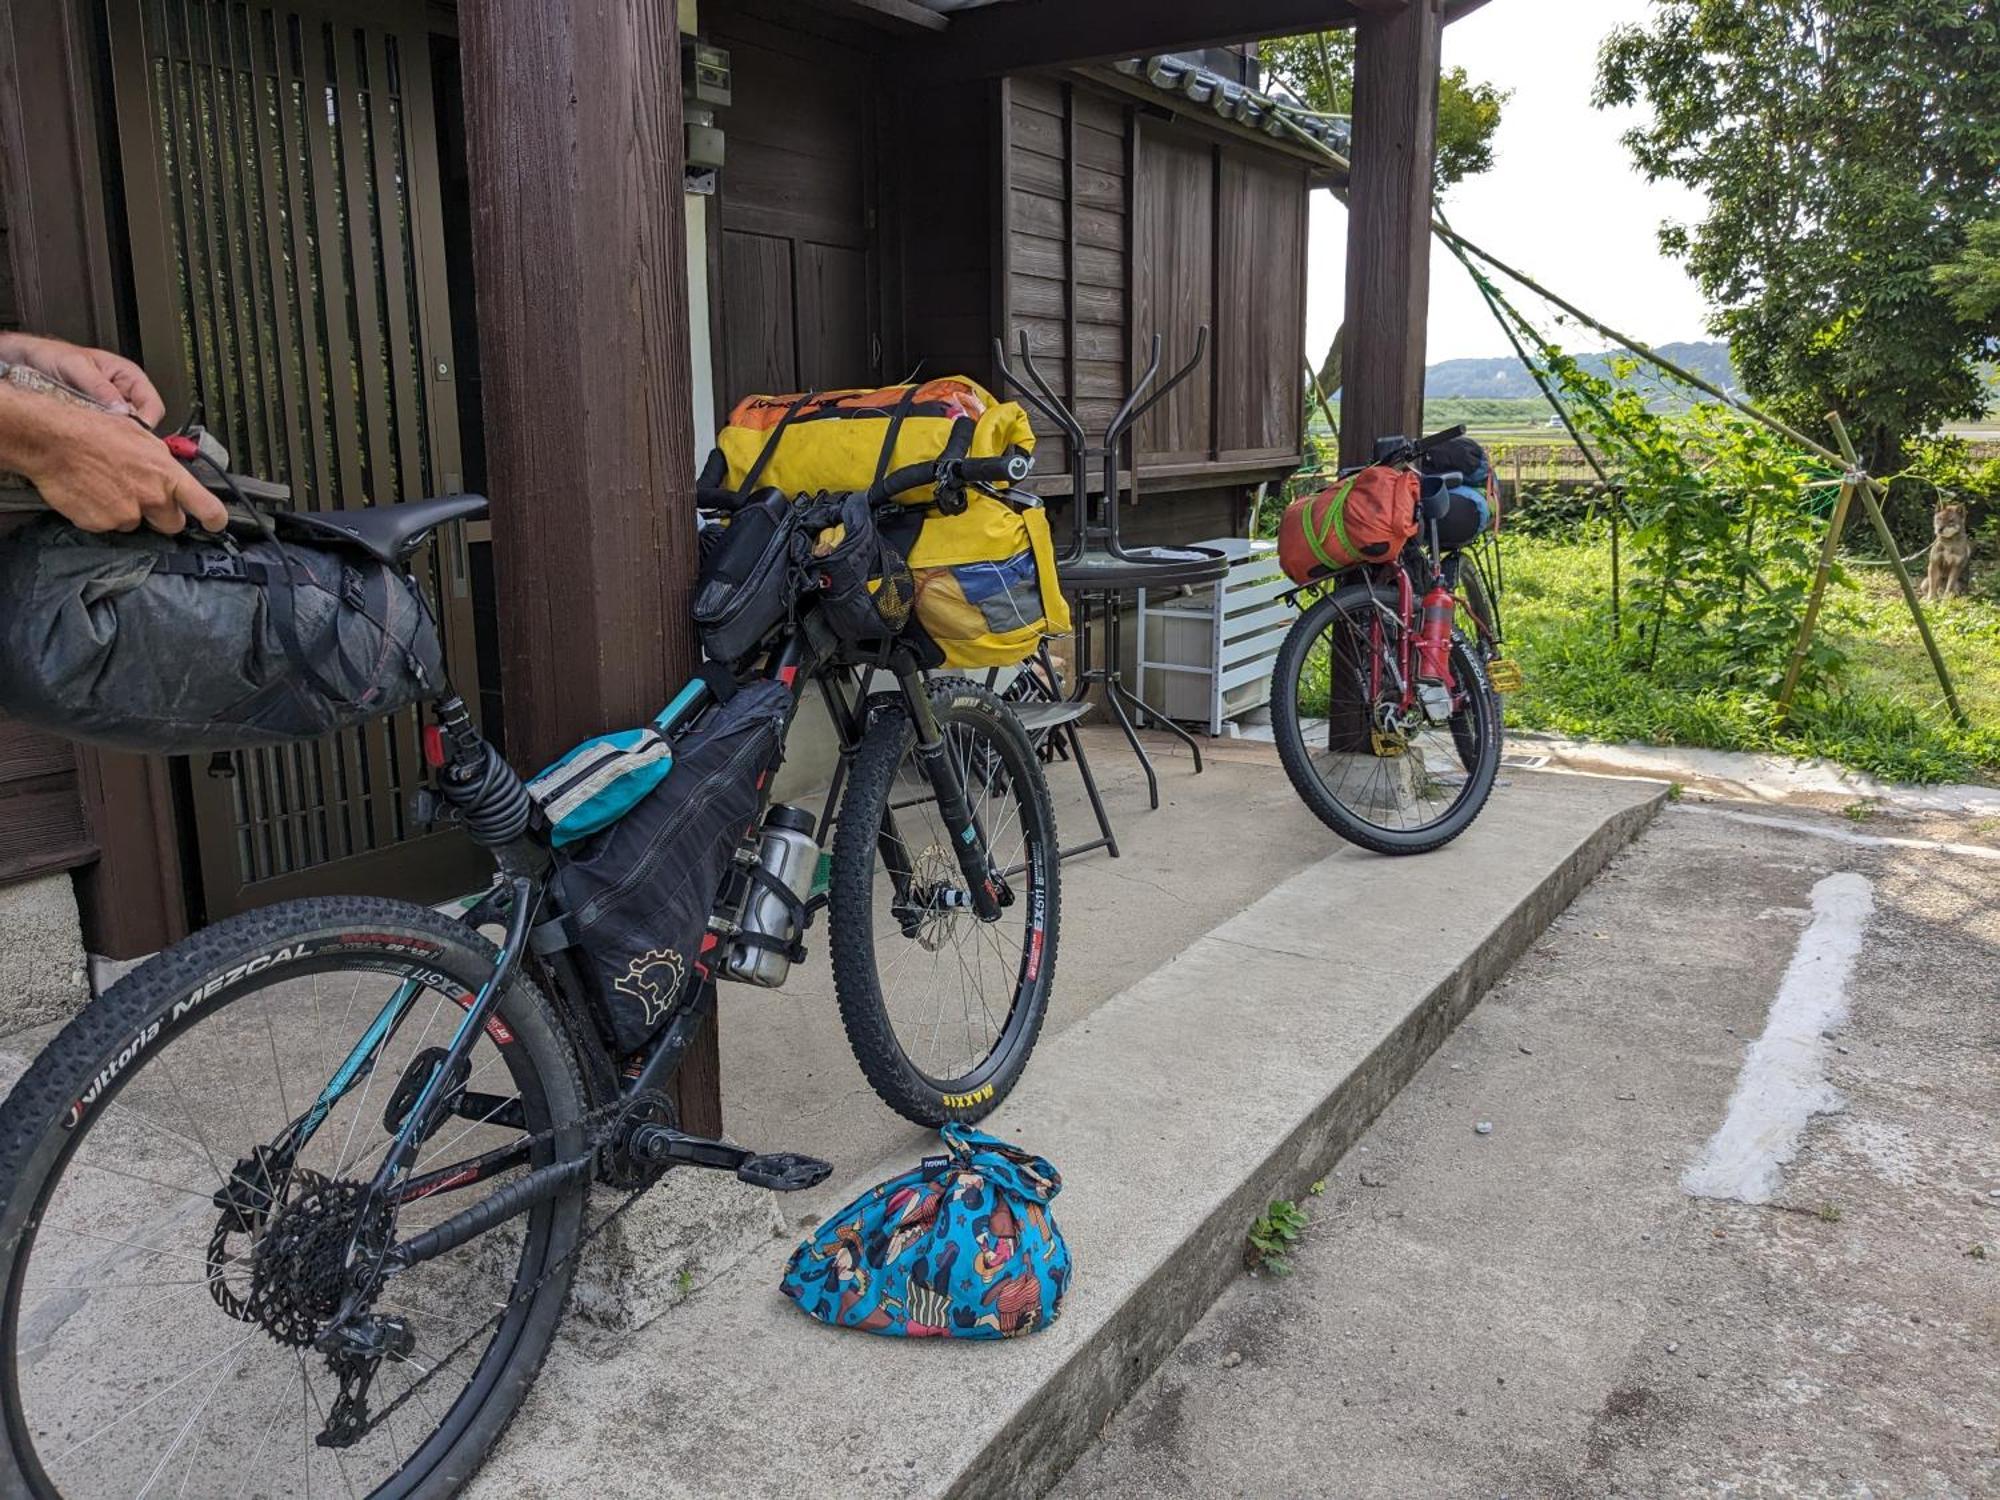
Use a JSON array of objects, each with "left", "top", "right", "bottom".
[{"left": 428, "top": 691, "right": 488, "bottom": 785}]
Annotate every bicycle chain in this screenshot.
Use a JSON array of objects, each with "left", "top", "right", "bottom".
[{"left": 333, "top": 1089, "right": 670, "bottom": 1447}]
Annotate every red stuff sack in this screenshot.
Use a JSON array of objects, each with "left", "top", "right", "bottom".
[{"left": 1277, "top": 466, "right": 1421, "bottom": 584}]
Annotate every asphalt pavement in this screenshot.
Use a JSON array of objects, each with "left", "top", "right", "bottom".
[{"left": 1056, "top": 798, "right": 2000, "bottom": 1500}]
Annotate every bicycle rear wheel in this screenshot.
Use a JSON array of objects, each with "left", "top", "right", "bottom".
[
  {"left": 1272, "top": 582, "right": 1501, "bottom": 855},
  {"left": 0, "top": 897, "right": 587, "bottom": 1499},
  {"left": 829, "top": 679, "right": 1059, "bottom": 1126}
]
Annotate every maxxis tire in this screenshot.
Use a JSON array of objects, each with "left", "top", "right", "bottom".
[
  {"left": 828, "top": 678, "right": 1060, "bottom": 1127},
  {"left": 0, "top": 896, "right": 588, "bottom": 1500},
  {"left": 1272, "top": 585, "right": 1502, "bottom": 856}
]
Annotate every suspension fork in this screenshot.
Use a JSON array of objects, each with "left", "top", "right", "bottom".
[{"left": 897, "top": 665, "right": 1005, "bottom": 922}]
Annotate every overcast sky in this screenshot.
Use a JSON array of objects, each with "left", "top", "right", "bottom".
[{"left": 1303, "top": 0, "right": 1717, "bottom": 368}]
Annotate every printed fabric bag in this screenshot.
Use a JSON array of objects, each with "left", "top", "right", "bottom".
[
  {"left": 0, "top": 513, "right": 443, "bottom": 755},
  {"left": 781, "top": 1124, "right": 1071, "bottom": 1340},
  {"left": 1277, "top": 465, "right": 1422, "bottom": 584},
  {"left": 550, "top": 678, "right": 792, "bottom": 1054}
]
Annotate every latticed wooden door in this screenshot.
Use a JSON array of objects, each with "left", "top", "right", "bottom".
[{"left": 106, "top": 0, "right": 484, "bottom": 918}]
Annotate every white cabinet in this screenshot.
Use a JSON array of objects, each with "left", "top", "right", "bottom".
[{"left": 1134, "top": 538, "right": 1293, "bottom": 736}]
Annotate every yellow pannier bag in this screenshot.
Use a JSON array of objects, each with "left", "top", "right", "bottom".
[
  {"left": 710, "top": 378, "right": 1035, "bottom": 506},
  {"left": 906, "top": 490, "right": 1072, "bottom": 668}
]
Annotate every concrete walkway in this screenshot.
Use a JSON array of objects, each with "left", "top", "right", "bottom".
[
  {"left": 1058, "top": 800, "right": 2000, "bottom": 1499},
  {"left": 469, "top": 742, "right": 1664, "bottom": 1498}
]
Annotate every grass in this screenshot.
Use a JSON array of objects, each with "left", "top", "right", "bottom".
[{"left": 1495, "top": 527, "right": 2000, "bottom": 785}]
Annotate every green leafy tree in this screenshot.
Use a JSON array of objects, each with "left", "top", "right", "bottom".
[
  {"left": 1934, "top": 218, "right": 2000, "bottom": 331},
  {"left": 1596, "top": 1, "right": 2000, "bottom": 477},
  {"left": 1261, "top": 33, "right": 1507, "bottom": 399}
]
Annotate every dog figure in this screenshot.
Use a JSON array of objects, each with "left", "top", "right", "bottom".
[{"left": 1924, "top": 501, "right": 1973, "bottom": 599}]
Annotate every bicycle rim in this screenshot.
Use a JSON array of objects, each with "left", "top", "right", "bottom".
[
  {"left": 0, "top": 915, "right": 577, "bottom": 1499},
  {"left": 1281, "top": 590, "right": 1497, "bottom": 840}
]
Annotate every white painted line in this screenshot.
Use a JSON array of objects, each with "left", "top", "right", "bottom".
[
  {"left": 1683, "top": 872, "right": 1875, "bottom": 1205},
  {"left": 1674, "top": 804, "right": 2000, "bottom": 863}
]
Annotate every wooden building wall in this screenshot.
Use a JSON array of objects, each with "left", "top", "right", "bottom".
[
  {"left": 0, "top": 194, "right": 96, "bottom": 889},
  {"left": 1001, "top": 75, "right": 1130, "bottom": 485},
  {"left": 986, "top": 73, "right": 1309, "bottom": 503}
]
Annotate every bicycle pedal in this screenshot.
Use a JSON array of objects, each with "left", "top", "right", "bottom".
[
  {"left": 1487, "top": 659, "right": 1525, "bottom": 694},
  {"left": 736, "top": 1152, "right": 832, "bottom": 1192}
]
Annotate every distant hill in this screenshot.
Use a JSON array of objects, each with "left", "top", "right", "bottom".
[{"left": 1425, "top": 340, "right": 1738, "bottom": 401}]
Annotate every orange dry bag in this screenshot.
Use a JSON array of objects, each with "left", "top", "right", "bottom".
[{"left": 1277, "top": 466, "right": 1421, "bottom": 583}]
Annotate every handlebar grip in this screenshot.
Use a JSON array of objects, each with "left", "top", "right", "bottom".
[
  {"left": 1413, "top": 424, "right": 1469, "bottom": 456},
  {"left": 956, "top": 453, "right": 1033, "bottom": 487},
  {"left": 869, "top": 461, "right": 937, "bottom": 505}
]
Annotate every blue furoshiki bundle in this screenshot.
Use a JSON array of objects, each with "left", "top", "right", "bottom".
[{"left": 780, "top": 1124, "right": 1070, "bottom": 1340}]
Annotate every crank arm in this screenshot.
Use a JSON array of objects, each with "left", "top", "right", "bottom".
[{"left": 626, "top": 1125, "right": 832, "bottom": 1193}]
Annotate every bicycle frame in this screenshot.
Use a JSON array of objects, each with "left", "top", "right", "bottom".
[{"left": 295, "top": 595, "right": 1014, "bottom": 1345}]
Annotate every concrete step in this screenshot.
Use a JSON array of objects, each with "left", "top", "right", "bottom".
[{"left": 468, "top": 769, "right": 1666, "bottom": 1500}]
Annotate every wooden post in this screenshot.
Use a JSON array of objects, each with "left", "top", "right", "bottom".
[
  {"left": 1, "top": 0, "right": 190, "bottom": 958},
  {"left": 1339, "top": 0, "right": 1443, "bottom": 469},
  {"left": 1775, "top": 474, "right": 1858, "bottom": 724},
  {"left": 459, "top": 4, "right": 718, "bottom": 1131}
]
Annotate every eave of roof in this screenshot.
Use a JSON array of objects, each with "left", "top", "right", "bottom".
[{"left": 1109, "top": 55, "right": 1351, "bottom": 163}]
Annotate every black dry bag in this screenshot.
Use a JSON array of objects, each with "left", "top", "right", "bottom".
[{"left": 0, "top": 516, "right": 445, "bottom": 755}]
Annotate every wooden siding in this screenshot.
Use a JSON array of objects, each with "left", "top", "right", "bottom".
[
  {"left": 1135, "top": 117, "right": 1307, "bottom": 480},
  {"left": 0, "top": 194, "right": 95, "bottom": 886},
  {"left": 1216, "top": 147, "right": 1307, "bottom": 465},
  {"left": 999, "top": 75, "right": 1131, "bottom": 486},
  {"left": 710, "top": 12, "right": 878, "bottom": 405},
  {"left": 995, "top": 79, "right": 1305, "bottom": 499}
]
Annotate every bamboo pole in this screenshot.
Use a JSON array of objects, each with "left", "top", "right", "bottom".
[
  {"left": 1278, "top": 120, "right": 1967, "bottom": 725},
  {"left": 1775, "top": 468, "right": 1858, "bottom": 724},
  {"left": 1825, "top": 414, "right": 1967, "bottom": 728}
]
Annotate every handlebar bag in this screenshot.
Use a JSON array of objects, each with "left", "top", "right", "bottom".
[
  {"left": 0, "top": 514, "right": 443, "bottom": 754},
  {"left": 704, "top": 378, "right": 1036, "bottom": 508},
  {"left": 781, "top": 1123, "right": 1071, "bottom": 1340},
  {"left": 904, "top": 490, "right": 1072, "bottom": 668},
  {"left": 806, "top": 491, "right": 917, "bottom": 646},
  {"left": 691, "top": 489, "right": 805, "bottom": 666},
  {"left": 1277, "top": 465, "right": 1422, "bottom": 584},
  {"left": 551, "top": 677, "right": 792, "bottom": 1055}
]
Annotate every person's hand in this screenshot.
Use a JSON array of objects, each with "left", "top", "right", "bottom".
[
  {"left": 0, "top": 332, "right": 168, "bottom": 425},
  {"left": 19, "top": 399, "right": 229, "bottom": 534}
]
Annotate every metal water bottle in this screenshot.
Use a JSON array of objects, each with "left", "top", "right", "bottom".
[
  {"left": 723, "top": 805, "right": 820, "bottom": 988},
  {"left": 1416, "top": 581, "right": 1456, "bottom": 721}
]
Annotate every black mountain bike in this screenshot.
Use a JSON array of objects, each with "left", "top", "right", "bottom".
[
  {"left": 1270, "top": 426, "right": 1507, "bottom": 855},
  {"left": 0, "top": 454, "right": 1058, "bottom": 1496}
]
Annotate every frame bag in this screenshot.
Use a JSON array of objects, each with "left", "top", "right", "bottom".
[
  {"left": 0, "top": 515, "right": 444, "bottom": 754},
  {"left": 551, "top": 678, "right": 792, "bottom": 1055}
]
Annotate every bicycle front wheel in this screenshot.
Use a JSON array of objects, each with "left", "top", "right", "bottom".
[
  {"left": 829, "top": 679, "right": 1059, "bottom": 1126},
  {"left": 0, "top": 897, "right": 587, "bottom": 1499},
  {"left": 1272, "top": 583, "right": 1501, "bottom": 855}
]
